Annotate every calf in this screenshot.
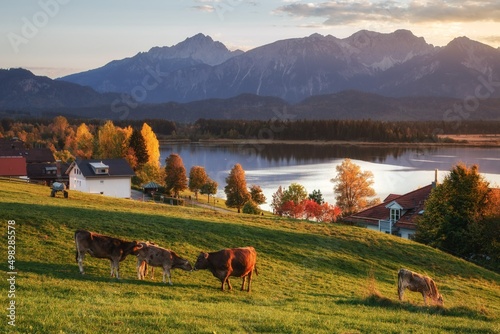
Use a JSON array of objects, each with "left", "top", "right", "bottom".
[
  {"left": 136, "top": 243, "right": 192, "bottom": 285},
  {"left": 194, "top": 247, "right": 257, "bottom": 292},
  {"left": 74, "top": 229, "right": 142, "bottom": 279},
  {"left": 398, "top": 268, "right": 444, "bottom": 306}
]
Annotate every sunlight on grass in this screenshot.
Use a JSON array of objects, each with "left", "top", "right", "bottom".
[{"left": 0, "top": 180, "right": 499, "bottom": 333}]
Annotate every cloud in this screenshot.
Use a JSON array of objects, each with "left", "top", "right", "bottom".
[
  {"left": 275, "top": 1, "right": 500, "bottom": 25},
  {"left": 191, "top": 5, "right": 215, "bottom": 12}
]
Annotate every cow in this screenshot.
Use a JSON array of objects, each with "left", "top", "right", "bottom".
[
  {"left": 193, "top": 247, "right": 257, "bottom": 292},
  {"left": 137, "top": 241, "right": 156, "bottom": 279},
  {"left": 136, "top": 243, "right": 192, "bottom": 285},
  {"left": 74, "top": 229, "right": 143, "bottom": 279},
  {"left": 398, "top": 268, "right": 444, "bottom": 306}
]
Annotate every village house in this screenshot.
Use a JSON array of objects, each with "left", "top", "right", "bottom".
[
  {"left": 0, "top": 138, "right": 65, "bottom": 184},
  {"left": 343, "top": 172, "right": 439, "bottom": 239},
  {"left": 66, "top": 158, "right": 134, "bottom": 198}
]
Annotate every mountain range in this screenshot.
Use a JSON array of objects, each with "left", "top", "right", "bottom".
[
  {"left": 1, "top": 29, "right": 500, "bottom": 121},
  {"left": 59, "top": 30, "right": 500, "bottom": 104}
]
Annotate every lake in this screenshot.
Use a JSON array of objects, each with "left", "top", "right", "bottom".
[{"left": 160, "top": 142, "right": 500, "bottom": 212}]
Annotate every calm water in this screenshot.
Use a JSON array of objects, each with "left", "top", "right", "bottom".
[{"left": 160, "top": 143, "right": 500, "bottom": 211}]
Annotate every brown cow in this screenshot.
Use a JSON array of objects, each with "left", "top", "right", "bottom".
[
  {"left": 194, "top": 247, "right": 257, "bottom": 291},
  {"left": 74, "top": 229, "right": 142, "bottom": 279},
  {"left": 398, "top": 268, "right": 444, "bottom": 306},
  {"left": 136, "top": 243, "right": 192, "bottom": 285}
]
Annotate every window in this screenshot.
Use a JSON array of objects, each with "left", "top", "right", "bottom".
[{"left": 390, "top": 208, "right": 401, "bottom": 222}]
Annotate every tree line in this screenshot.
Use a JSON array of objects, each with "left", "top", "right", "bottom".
[
  {"left": 2, "top": 117, "right": 500, "bottom": 144},
  {"left": 193, "top": 119, "right": 500, "bottom": 142}
]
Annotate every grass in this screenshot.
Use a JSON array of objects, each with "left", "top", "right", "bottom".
[{"left": 0, "top": 179, "right": 499, "bottom": 333}]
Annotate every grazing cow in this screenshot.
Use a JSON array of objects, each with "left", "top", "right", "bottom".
[
  {"left": 74, "top": 229, "right": 142, "bottom": 279},
  {"left": 194, "top": 247, "right": 257, "bottom": 292},
  {"left": 137, "top": 242, "right": 156, "bottom": 280},
  {"left": 398, "top": 268, "right": 444, "bottom": 306},
  {"left": 136, "top": 243, "right": 192, "bottom": 285}
]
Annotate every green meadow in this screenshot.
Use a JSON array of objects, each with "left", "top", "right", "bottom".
[{"left": 0, "top": 179, "right": 498, "bottom": 333}]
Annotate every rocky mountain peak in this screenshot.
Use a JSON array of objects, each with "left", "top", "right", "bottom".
[{"left": 147, "top": 33, "right": 241, "bottom": 66}]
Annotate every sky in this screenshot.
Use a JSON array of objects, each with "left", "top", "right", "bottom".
[{"left": 1, "top": 0, "right": 500, "bottom": 79}]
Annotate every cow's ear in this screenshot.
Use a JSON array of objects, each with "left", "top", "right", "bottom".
[{"left": 203, "top": 252, "right": 209, "bottom": 259}]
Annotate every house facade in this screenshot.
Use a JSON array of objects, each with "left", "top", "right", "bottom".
[
  {"left": 66, "top": 159, "right": 134, "bottom": 198},
  {"left": 343, "top": 184, "right": 434, "bottom": 239}
]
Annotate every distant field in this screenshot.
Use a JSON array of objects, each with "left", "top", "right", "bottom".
[
  {"left": 439, "top": 134, "right": 500, "bottom": 146},
  {"left": 0, "top": 180, "right": 499, "bottom": 333}
]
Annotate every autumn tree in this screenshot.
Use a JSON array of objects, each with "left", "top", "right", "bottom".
[
  {"left": 224, "top": 163, "right": 250, "bottom": 213},
  {"left": 73, "top": 123, "right": 94, "bottom": 159},
  {"left": 415, "top": 163, "right": 500, "bottom": 263},
  {"left": 331, "top": 158, "right": 378, "bottom": 216},
  {"left": 189, "top": 166, "right": 208, "bottom": 200},
  {"left": 282, "top": 183, "right": 308, "bottom": 205},
  {"left": 51, "top": 116, "right": 71, "bottom": 150},
  {"left": 164, "top": 153, "right": 187, "bottom": 197},
  {"left": 141, "top": 123, "right": 160, "bottom": 167},
  {"left": 96, "top": 120, "right": 124, "bottom": 158},
  {"left": 249, "top": 185, "right": 266, "bottom": 205},
  {"left": 271, "top": 186, "right": 284, "bottom": 216},
  {"left": 200, "top": 178, "right": 218, "bottom": 203}
]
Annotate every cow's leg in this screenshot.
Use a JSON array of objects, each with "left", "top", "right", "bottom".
[
  {"left": 76, "top": 251, "right": 85, "bottom": 275},
  {"left": 162, "top": 267, "right": 173, "bottom": 285},
  {"left": 137, "top": 260, "right": 144, "bottom": 280},
  {"left": 422, "top": 292, "right": 427, "bottom": 306},
  {"left": 110, "top": 260, "right": 115, "bottom": 277},
  {"left": 246, "top": 271, "right": 253, "bottom": 292},
  {"left": 226, "top": 277, "right": 232, "bottom": 291},
  {"left": 241, "top": 276, "right": 247, "bottom": 291}
]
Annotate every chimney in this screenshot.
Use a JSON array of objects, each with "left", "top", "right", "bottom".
[{"left": 432, "top": 169, "right": 438, "bottom": 188}]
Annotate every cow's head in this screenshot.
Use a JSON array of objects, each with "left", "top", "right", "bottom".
[
  {"left": 193, "top": 252, "right": 209, "bottom": 270},
  {"left": 179, "top": 259, "right": 193, "bottom": 272},
  {"left": 129, "top": 241, "right": 144, "bottom": 255},
  {"left": 436, "top": 294, "right": 444, "bottom": 306}
]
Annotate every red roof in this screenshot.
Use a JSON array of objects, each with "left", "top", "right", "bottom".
[
  {"left": 344, "top": 184, "right": 434, "bottom": 230},
  {"left": 0, "top": 157, "right": 27, "bottom": 176}
]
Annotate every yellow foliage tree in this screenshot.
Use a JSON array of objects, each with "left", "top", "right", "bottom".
[
  {"left": 73, "top": 123, "right": 94, "bottom": 159},
  {"left": 141, "top": 123, "right": 160, "bottom": 167}
]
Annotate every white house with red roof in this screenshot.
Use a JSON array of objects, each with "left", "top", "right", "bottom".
[{"left": 343, "top": 181, "right": 435, "bottom": 240}]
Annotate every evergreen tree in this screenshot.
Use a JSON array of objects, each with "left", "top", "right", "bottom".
[
  {"left": 129, "top": 128, "right": 149, "bottom": 169},
  {"left": 308, "top": 189, "right": 324, "bottom": 204},
  {"left": 224, "top": 163, "right": 250, "bottom": 213}
]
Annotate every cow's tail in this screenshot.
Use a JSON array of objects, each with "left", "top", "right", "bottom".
[{"left": 74, "top": 230, "right": 80, "bottom": 263}]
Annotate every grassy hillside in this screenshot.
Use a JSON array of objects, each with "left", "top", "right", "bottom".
[{"left": 0, "top": 180, "right": 498, "bottom": 333}]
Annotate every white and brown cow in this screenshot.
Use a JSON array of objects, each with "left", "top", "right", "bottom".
[
  {"left": 74, "top": 229, "right": 142, "bottom": 279},
  {"left": 398, "top": 268, "right": 444, "bottom": 306},
  {"left": 136, "top": 243, "right": 192, "bottom": 285},
  {"left": 194, "top": 246, "right": 258, "bottom": 292}
]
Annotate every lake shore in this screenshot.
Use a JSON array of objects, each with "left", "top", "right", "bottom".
[{"left": 160, "top": 134, "right": 500, "bottom": 147}]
